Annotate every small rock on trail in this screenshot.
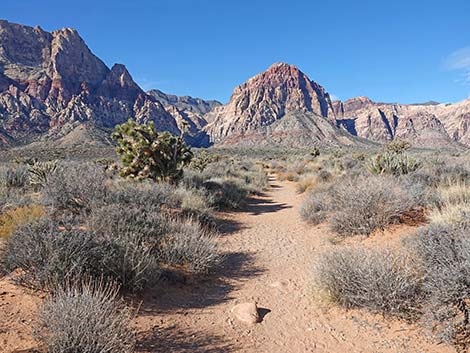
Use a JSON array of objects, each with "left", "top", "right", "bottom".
[{"left": 231, "top": 302, "right": 261, "bottom": 324}]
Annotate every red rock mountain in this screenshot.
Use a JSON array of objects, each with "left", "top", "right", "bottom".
[
  {"left": 0, "top": 20, "right": 216, "bottom": 147},
  {"left": 204, "top": 63, "right": 358, "bottom": 147}
]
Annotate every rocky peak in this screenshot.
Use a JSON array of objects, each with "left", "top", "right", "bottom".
[
  {"left": 204, "top": 62, "right": 342, "bottom": 145},
  {"left": 98, "top": 64, "right": 143, "bottom": 101},
  {"left": 342, "top": 96, "right": 374, "bottom": 111},
  {"left": 147, "top": 89, "right": 221, "bottom": 115},
  {"left": 48, "top": 27, "right": 109, "bottom": 92},
  {"left": 226, "top": 62, "right": 335, "bottom": 122}
]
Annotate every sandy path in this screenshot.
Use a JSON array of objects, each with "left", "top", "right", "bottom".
[{"left": 135, "top": 177, "right": 455, "bottom": 353}]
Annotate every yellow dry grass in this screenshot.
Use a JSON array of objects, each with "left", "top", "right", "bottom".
[{"left": 0, "top": 205, "right": 44, "bottom": 239}]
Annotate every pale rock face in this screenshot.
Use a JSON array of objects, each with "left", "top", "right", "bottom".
[{"left": 335, "top": 97, "right": 470, "bottom": 147}]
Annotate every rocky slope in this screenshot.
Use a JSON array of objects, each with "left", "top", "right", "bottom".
[
  {"left": 333, "top": 96, "right": 470, "bottom": 148},
  {"left": 204, "top": 62, "right": 359, "bottom": 147},
  {"left": 0, "top": 20, "right": 217, "bottom": 147}
]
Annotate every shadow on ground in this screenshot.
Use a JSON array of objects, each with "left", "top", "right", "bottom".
[
  {"left": 138, "top": 252, "right": 264, "bottom": 314},
  {"left": 136, "top": 325, "right": 235, "bottom": 353},
  {"left": 242, "top": 196, "right": 291, "bottom": 216}
]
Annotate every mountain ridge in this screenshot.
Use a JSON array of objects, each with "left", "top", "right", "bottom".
[{"left": 0, "top": 20, "right": 468, "bottom": 150}]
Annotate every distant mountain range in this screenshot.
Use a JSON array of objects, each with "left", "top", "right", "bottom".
[{"left": 0, "top": 20, "right": 468, "bottom": 149}]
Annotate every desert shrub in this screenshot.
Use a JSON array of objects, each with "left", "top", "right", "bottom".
[
  {"left": 189, "top": 151, "right": 220, "bottom": 172},
  {"left": 109, "top": 179, "right": 176, "bottom": 209},
  {"left": 300, "top": 184, "right": 333, "bottom": 224},
  {"left": 368, "top": 151, "right": 421, "bottom": 176},
  {"left": 181, "top": 169, "right": 211, "bottom": 189},
  {"left": 408, "top": 163, "right": 470, "bottom": 188},
  {"left": 157, "top": 218, "right": 222, "bottom": 274},
  {"left": 296, "top": 175, "right": 317, "bottom": 194},
  {"left": 405, "top": 222, "right": 470, "bottom": 344},
  {"left": 88, "top": 204, "right": 164, "bottom": 291},
  {"left": 175, "top": 186, "right": 214, "bottom": 222},
  {"left": 0, "top": 187, "right": 32, "bottom": 212},
  {"left": 2, "top": 219, "right": 101, "bottom": 288},
  {"left": 37, "top": 281, "right": 134, "bottom": 353},
  {"left": 313, "top": 246, "right": 422, "bottom": 317},
  {"left": 329, "top": 176, "right": 418, "bottom": 236},
  {"left": 203, "top": 178, "right": 248, "bottom": 209},
  {"left": 42, "top": 163, "right": 108, "bottom": 213},
  {"left": 112, "top": 119, "right": 193, "bottom": 183},
  {"left": 0, "top": 204, "right": 44, "bottom": 239},
  {"left": 242, "top": 169, "right": 270, "bottom": 193},
  {"left": 0, "top": 164, "right": 28, "bottom": 189}
]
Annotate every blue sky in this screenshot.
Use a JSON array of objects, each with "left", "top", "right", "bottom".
[{"left": 2, "top": 0, "right": 470, "bottom": 103}]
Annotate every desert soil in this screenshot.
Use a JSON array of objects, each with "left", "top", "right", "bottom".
[{"left": 0, "top": 177, "right": 457, "bottom": 353}]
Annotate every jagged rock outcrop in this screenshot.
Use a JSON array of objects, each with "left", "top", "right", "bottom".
[
  {"left": 148, "top": 89, "right": 221, "bottom": 115},
  {"left": 334, "top": 97, "right": 470, "bottom": 147},
  {"left": 203, "top": 62, "right": 357, "bottom": 146},
  {"left": 0, "top": 20, "right": 199, "bottom": 147}
]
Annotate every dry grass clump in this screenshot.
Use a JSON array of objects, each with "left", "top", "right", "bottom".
[
  {"left": 36, "top": 281, "right": 135, "bottom": 353},
  {"left": 296, "top": 170, "right": 332, "bottom": 194},
  {"left": 0, "top": 204, "right": 44, "bottom": 239},
  {"left": 313, "top": 246, "right": 422, "bottom": 317},
  {"left": 429, "top": 182, "right": 470, "bottom": 225}
]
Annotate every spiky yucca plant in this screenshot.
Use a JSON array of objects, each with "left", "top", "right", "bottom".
[
  {"left": 28, "top": 159, "right": 59, "bottom": 189},
  {"left": 368, "top": 151, "right": 421, "bottom": 176},
  {"left": 112, "top": 119, "right": 193, "bottom": 183},
  {"left": 189, "top": 151, "right": 220, "bottom": 172}
]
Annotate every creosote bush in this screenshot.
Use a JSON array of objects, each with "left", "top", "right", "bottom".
[
  {"left": 313, "top": 246, "right": 422, "bottom": 317},
  {"left": 37, "top": 281, "right": 135, "bottom": 353}
]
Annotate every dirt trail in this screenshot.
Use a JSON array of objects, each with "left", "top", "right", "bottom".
[{"left": 135, "top": 177, "right": 455, "bottom": 353}]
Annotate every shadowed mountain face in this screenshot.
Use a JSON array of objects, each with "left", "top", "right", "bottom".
[{"left": 0, "top": 20, "right": 468, "bottom": 149}]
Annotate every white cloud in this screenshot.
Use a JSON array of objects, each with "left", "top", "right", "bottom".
[
  {"left": 445, "top": 47, "right": 470, "bottom": 70},
  {"left": 445, "top": 47, "right": 470, "bottom": 85}
]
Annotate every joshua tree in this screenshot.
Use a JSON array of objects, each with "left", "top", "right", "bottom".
[{"left": 112, "top": 119, "right": 193, "bottom": 183}]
